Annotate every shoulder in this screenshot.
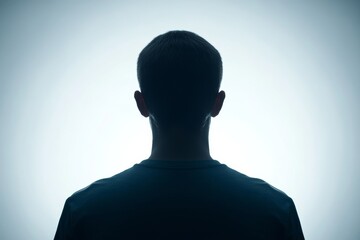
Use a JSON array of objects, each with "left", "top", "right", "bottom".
[
  {"left": 66, "top": 167, "right": 137, "bottom": 211},
  {"left": 222, "top": 165, "right": 294, "bottom": 208}
]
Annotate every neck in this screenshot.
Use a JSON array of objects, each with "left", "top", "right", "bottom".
[{"left": 148, "top": 119, "right": 212, "bottom": 161}]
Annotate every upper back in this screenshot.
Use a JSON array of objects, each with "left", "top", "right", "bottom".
[{"left": 57, "top": 160, "right": 304, "bottom": 240}]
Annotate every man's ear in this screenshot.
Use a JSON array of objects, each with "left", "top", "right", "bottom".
[
  {"left": 134, "top": 91, "right": 149, "bottom": 117},
  {"left": 211, "top": 90, "right": 225, "bottom": 117}
]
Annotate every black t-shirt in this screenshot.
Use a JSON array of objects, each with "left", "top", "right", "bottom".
[{"left": 54, "top": 160, "right": 304, "bottom": 239}]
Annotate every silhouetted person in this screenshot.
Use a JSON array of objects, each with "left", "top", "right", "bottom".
[{"left": 54, "top": 30, "right": 305, "bottom": 239}]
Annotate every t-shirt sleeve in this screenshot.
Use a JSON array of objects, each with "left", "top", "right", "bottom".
[
  {"left": 54, "top": 198, "right": 76, "bottom": 240},
  {"left": 287, "top": 199, "right": 305, "bottom": 240}
]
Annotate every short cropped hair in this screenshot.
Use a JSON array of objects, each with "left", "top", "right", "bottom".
[{"left": 137, "top": 30, "right": 223, "bottom": 130}]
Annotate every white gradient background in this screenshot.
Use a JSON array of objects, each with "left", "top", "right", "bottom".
[{"left": 1, "top": 1, "right": 359, "bottom": 239}]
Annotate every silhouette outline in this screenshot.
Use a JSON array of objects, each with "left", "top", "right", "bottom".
[{"left": 54, "top": 30, "right": 305, "bottom": 239}]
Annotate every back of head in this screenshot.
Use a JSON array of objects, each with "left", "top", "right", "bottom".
[{"left": 137, "top": 30, "right": 223, "bottom": 131}]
